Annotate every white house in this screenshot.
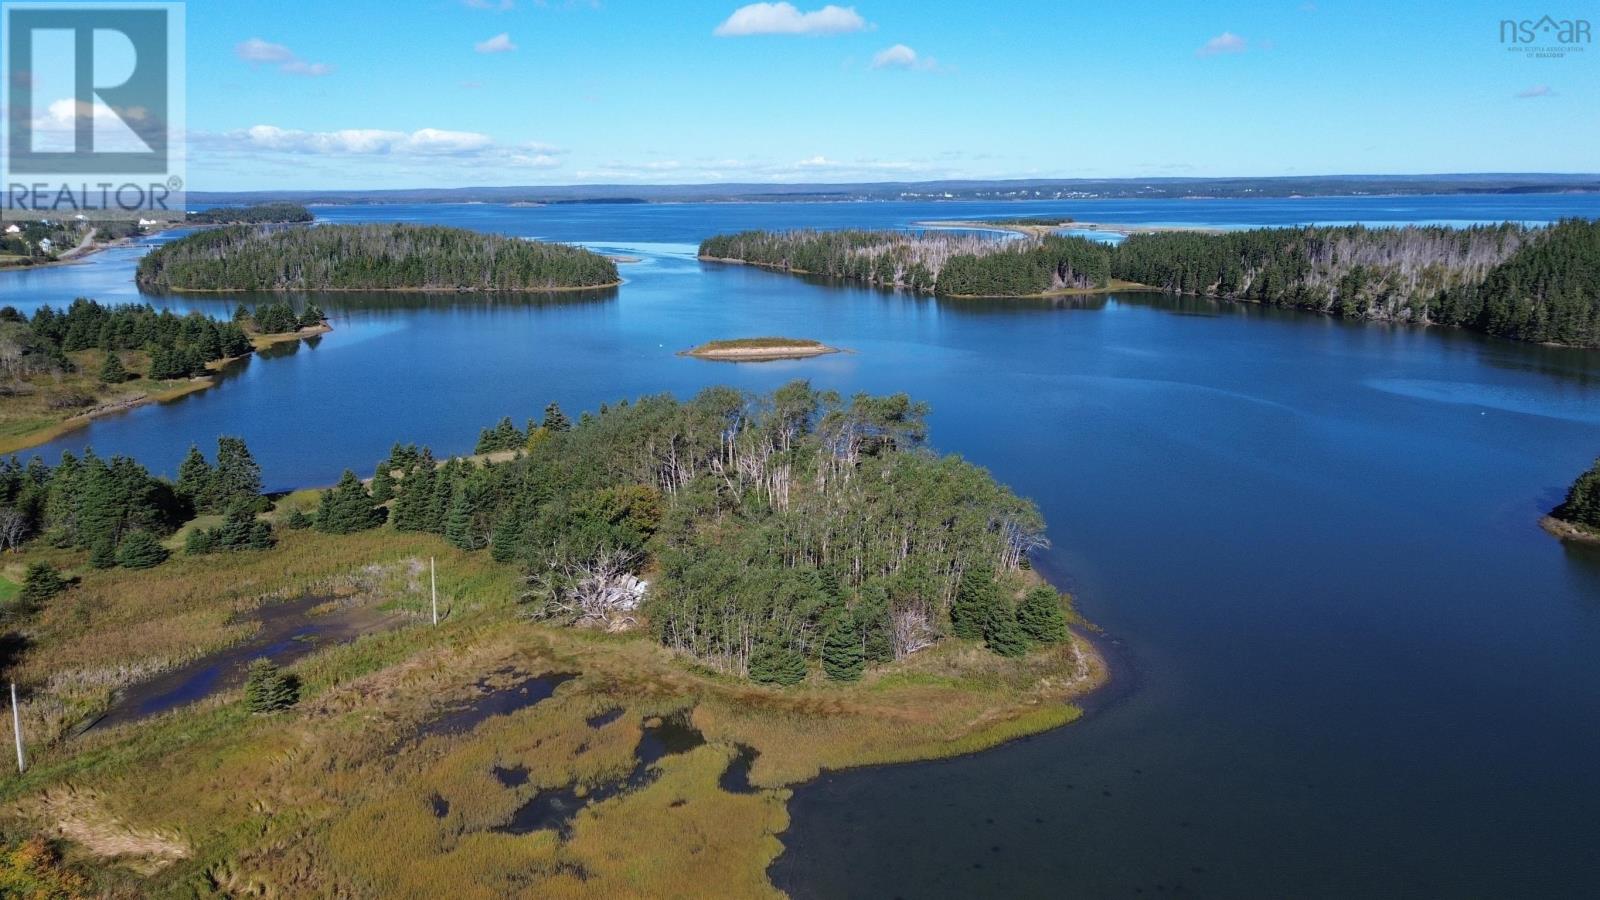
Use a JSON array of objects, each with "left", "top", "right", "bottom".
[
  {"left": 37, "top": 238, "right": 53, "bottom": 252},
  {"left": 3, "top": 224, "right": 19, "bottom": 235}
]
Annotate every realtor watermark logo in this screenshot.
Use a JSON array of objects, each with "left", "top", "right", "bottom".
[
  {"left": 1500, "top": 14, "right": 1591, "bottom": 58},
  {"left": 2, "top": 2, "right": 185, "bottom": 221}
]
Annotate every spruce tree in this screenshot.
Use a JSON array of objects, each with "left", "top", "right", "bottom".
[
  {"left": 1556, "top": 457, "right": 1600, "bottom": 529},
  {"left": 284, "top": 508, "right": 313, "bottom": 529},
  {"left": 243, "top": 658, "right": 298, "bottom": 713},
  {"left": 370, "top": 464, "right": 395, "bottom": 504},
  {"left": 951, "top": 565, "right": 998, "bottom": 640},
  {"left": 89, "top": 537, "right": 117, "bottom": 569},
  {"left": 822, "top": 617, "right": 866, "bottom": 681},
  {"left": 175, "top": 444, "right": 214, "bottom": 511},
  {"left": 116, "top": 531, "right": 169, "bottom": 569},
  {"left": 298, "top": 303, "right": 325, "bottom": 328},
  {"left": 1017, "top": 586, "right": 1069, "bottom": 644},
  {"left": 314, "top": 470, "right": 383, "bottom": 534},
  {"left": 98, "top": 352, "right": 128, "bottom": 384},
  {"left": 542, "top": 402, "right": 572, "bottom": 433},
  {"left": 748, "top": 638, "right": 806, "bottom": 686},
  {"left": 391, "top": 463, "right": 435, "bottom": 532},
  {"left": 490, "top": 509, "right": 522, "bottom": 562},
  {"left": 983, "top": 597, "right": 1030, "bottom": 658},
  {"left": 213, "top": 437, "right": 262, "bottom": 510},
  {"left": 18, "top": 562, "right": 66, "bottom": 605},
  {"left": 445, "top": 486, "right": 481, "bottom": 550},
  {"left": 855, "top": 582, "right": 895, "bottom": 663}
]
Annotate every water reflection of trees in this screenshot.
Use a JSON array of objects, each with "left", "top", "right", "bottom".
[{"left": 138, "top": 286, "right": 620, "bottom": 315}]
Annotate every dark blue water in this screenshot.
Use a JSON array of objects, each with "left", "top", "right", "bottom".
[{"left": 6, "top": 197, "right": 1600, "bottom": 896}]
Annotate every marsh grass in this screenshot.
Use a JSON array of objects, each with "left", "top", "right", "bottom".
[{"left": 0, "top": 527, "right": 1102, "bottom": 896}]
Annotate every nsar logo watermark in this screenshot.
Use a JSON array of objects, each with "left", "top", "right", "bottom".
[
  {"left": 2, "top": 2, "right": 185, "bottom": 221},
  {"left": 1500, "top": 14, "right": 1591, "bottom": 58}
]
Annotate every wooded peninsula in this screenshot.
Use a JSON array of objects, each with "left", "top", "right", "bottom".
[
  {"left": 137, "top": 223, "right": 621, "bottom": 293},
  {"left": 701, "top": 218, "right": 1600, "bottom": 347},
  {"left": 1545, "top": 456, "right": 1600, "bottom": 543},
  {"left": 184, "top": 203, "right": 315, "bottom": 225},
  {"left": 0, "top": 385, "right": 1099, "bottom": 895},
  {"left": 0, "top": 299, "right": 327, "bottom": 455}
]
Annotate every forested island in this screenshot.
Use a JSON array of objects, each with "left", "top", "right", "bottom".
[
  {"left": 0, "top": 299, "right": 326, "bottom": 454},
  {"left": 702, "top": 218, "right": 1600, "bottom": 346},
  {"left": 0, "top": 385, "right": 1097, "bottom": 895},
  {"left": 137, "top": 223, "right": 620, "bottom": 293},
  {"left": 1545, "top": 456, "right": 1600, "bottom": 543},
  {"left": 184, "top": 203, "right": 314, "bottom": 225}
]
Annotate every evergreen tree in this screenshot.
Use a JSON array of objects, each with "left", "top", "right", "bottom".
[
  {"left": 490, "top": 508, "right": 522, "bottom": 562},
  {"left": 115, "top": 531, "right": 169, "bottom": 569},
  {"left": 855, "top": 582, "right": 895, "bottom": 664},
  {"left": 175, "top": 444, "right": 214, "bottom": 510},
  {"left": 243, "top": 658, "right": 298, "bottom": 713},
  {"left": 951, "top": 565, "right": 998, "bottom": 640},
  {"left": 88, "top": 537, "right": 117, "bottom": 569},
  {"left": 284, "top": 508, "right": 313, "bottom": 529},
  {"left": 391, "top": 459, "right": 435, "bottom": 532},
  {"left": 821, "top": 616, "right": 866, "bottom": 682},
  {"left": 748, "top": 637, "right": 807, "bottom": 686},
  {"left": 213, "top": 437, "right": 262, "bottom": 510},
  {"left": 444, "top": 485, "right": 481, "bottom": 550},
  {"left": 542, "top": 402, "right": 572, "bottom": 433},
  {"left": 1017, "top": 586, "right": 1069, "bottom": 644},
  {"left": 370, "top": 464, "right": 395, "bottom": 504},
  {"left": 18, "top": 562, "right": 66, "bottom": 606},
  {"left": 314, "top": 470, "right": 384, "bottom": 534},
  {"left": 983, "top": 597, "right": 1030, "bottom": 658},
  {"left": 1556, "top": 456, "right": 1600, "bottom": 529},
  {"left": 98, "top": 352, "right": 128, "bottom": 384},
  {"left": 298, "top": 303, "right": 325, "bottom": 328},
  {"left": 184, "top": 527, "right": 215, "bottom": 555}
]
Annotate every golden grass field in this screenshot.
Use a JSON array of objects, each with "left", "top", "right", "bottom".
[{"left": 0, "top": 521, "right": 1103, "bottom": 897}]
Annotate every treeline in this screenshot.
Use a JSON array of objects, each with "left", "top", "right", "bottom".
[
  {"left": 700, "top": 229, "right": 1110, "bottom": 295},
  {"left": 0, "top": 437, "right": 271, "bottom": 580},
  {"left": 1555, "top": 457, "right": 1600, "bottom": 531},
  {"left": 1110, "top": 219, "right": 1600, "bottom": 345},
  {"left": 185, "top": 203, "right": 314, "bottom": 225},
  {"left": 0, "top": 299, "right": 254, "bottom": 382},
  {"left": 701, "top": 219, "right": 1600, "bottom": 346},
  {"left": 343, "top": 384, "right": 1069, "bottom": 683},
  {"left": 137, "top": 223, "right": 620, "bottom": 292}
]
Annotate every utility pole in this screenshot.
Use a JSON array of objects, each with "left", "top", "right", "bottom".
[
  {"left": 10, "top": 682, "right": 23, "bottom": 774},
  {"left": 431, "top": 556, "right": 439, "bottom": 626}
]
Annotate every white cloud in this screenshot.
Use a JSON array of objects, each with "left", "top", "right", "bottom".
[
  {"left": 1515, "top": 84, "right": 1553, "bottom": 98},
  {"left": 235, "top": 38, "right": 293, "bottom": 63},
  {"left": 1195, "top": 32, "right": 1247, "bottom": 57},
  {"left": 235, "top": 38, "right": 333, "bottom": 76},
  {"left": 871, "top": 43, "right": 934, "bottom": 70},
  {"left": 474, "top": 32, "right": 518, "bottom": 53},
  {"left": 197, "top": 125, "right": 561, "bottom": 168},
  {"left": 714, "top": 3, "right": 869, "bottom": 36}
]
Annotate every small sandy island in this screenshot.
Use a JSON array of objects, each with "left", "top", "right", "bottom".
[{"left": 682, "top": 337, "right": 841, "bottom": 361}]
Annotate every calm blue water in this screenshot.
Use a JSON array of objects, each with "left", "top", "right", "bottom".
[{"left": 6, "top": 197, "right": 1600, "bottom": 897}]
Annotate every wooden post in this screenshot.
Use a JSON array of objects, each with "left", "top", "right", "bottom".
[
  {"left": 431, "top": 556, "right": 438, "bottom": 626},
  {"left": 10, "top": 682, "right": 23, "bottom": 774}
]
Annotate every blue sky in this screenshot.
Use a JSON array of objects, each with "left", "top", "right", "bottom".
[{"left": 159, "top": 0, "right": 1600, "bottom": 188}]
